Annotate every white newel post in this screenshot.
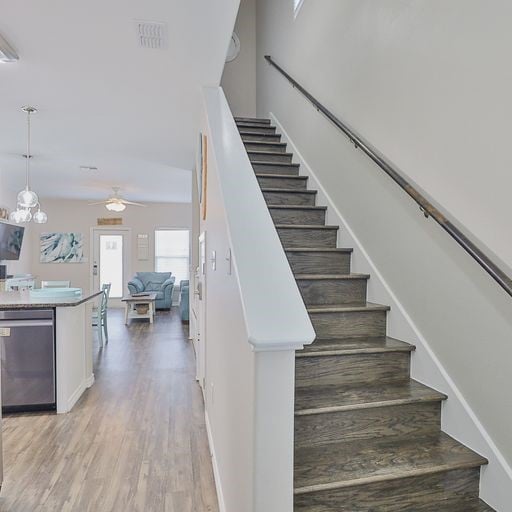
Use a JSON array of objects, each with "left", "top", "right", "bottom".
[{"left": 253, "top": 349, "right": 296, "bottom": 512}]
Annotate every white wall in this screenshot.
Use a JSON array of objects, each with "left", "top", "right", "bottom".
[
  {"left": 201, "top": 146, "right": 256, "bottom": 511},
  {"left": 221, "top": 0, "right": 257, "bottom": 117},
  {"left": 28, "top": 198, "right": 191, "bottom": 293},
  {"left": 258, "top": 0, "right": 512, "bottom": 272},
  {"left": 256, "top": 1, "right": 512, "bottom": 508}
]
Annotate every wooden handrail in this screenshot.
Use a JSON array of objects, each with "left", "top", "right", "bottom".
[{"left": 264, "top": 55, "right": 512, "bottom": 297}]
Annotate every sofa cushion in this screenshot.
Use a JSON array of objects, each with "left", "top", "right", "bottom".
[
  {"left": 136, "top": 272, "right": 171, "bottom": 291},
  {"left": 128, "top": 277, "right": 144, "bottom": 293}
]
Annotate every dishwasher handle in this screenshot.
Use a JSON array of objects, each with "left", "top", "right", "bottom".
[{"left": 0, "top": 320, "right": 54, "bottom": 329}]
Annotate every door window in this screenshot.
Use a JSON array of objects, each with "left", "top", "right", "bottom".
[{"left": 99, "top": 234, "right": 124, "bottom": 298}]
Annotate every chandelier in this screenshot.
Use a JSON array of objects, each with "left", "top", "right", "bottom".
[{"left": 9, "top": 106, "right": 47, "bottom": 224}]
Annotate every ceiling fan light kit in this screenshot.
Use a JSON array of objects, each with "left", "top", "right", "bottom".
[
  {"left": 89, "top": 186, "right": 146, "bottom": 211},
  {"left": 9, "top": 106, "right": 47, "bottom": 224},
  {"left": 105, "top": 202, "right": 126, "bottom": 212}
]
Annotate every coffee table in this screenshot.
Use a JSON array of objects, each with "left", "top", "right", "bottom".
[{"left": 122, "top": 293, "right": 157, "bottom": 325}]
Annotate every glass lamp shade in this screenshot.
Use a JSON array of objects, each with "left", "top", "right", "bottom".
[
  {"left": 33, "top": 209, "right": 48, "bottom": 224},
  {"left": 105, "top": 201, "right": 126, "bottom": 212},
  {"left": 17, "top": 208, "right": 32, "bottom": 223},
  {"left": 17, "top": 188, "right": 39, "bottom": 208},
  {"left": 9, "top": 210, "right": 22, "bottom": 223}
]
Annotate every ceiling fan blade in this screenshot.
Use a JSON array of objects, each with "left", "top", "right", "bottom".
[
  {"left": 121, "top": 200, "right": 146, "bottom": 207},
  {"left": 88, "top": 201, "right": 107, "bottom": 206}
]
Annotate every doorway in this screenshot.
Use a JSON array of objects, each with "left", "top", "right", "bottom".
[{"left": 91, "top": 228, "right": 131, "bottom": 307}]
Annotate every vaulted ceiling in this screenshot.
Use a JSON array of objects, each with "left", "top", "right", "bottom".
[{"left": 0, "top": 0, "right": 239, "bottom": 203}]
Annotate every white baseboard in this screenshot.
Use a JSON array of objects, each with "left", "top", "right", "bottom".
[
  {"left": 270, "top": 112, "right": 512, "bottom": 511},
  {"left": 57, "top": 375, "right": 94, "bottom": 414},
  {"left": 205, "top": 411, "right": 226, "bottom": 512},
  {"left": 85, "top": 374, "right": 95, "bottom": 388},
  {"left": 57, "top": 381, "right": 86, "bottom": 414}
]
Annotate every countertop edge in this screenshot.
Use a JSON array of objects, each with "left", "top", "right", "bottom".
[{"left": 0, "top": 290, "right": 103, "bottom": 309}]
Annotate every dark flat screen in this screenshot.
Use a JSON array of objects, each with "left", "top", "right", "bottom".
[{"left": 0, "top": 223, "right": 25, "bottom": 260}]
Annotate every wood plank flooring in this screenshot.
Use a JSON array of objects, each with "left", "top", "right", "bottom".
[{"left": 0, "top": 309, "right": 218, "bottom": 512}]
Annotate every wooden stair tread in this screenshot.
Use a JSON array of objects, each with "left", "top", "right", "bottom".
[
  {"left": 275, "top": 224, "right": 338, "bottom": 230},
  {"left": 256, "top": 173, "right": 308, "bottom": 180},
  {"left": 252, "top": 161, "right": 297, "bottom": 167},
  {"left": 307, "top": 302, "right": 391, "bottom": 313},
  {"left": 428, "top": 500, "right": 496, "bottom": 512},
  {"left": 268, "top": 204, "right": 326, "bottom": 210},
  {"left": 295, "top": 379, "right": 445, "bottom": 415},
  {"left": 294, "top": 432, "right": 488, "bottom": 494},
  {"left": 238, "top": 132, "right": 281, "bottom": 139},
  {"left": 286, "top": 247, "right": 353, "bottom": 253},
  {"left": 245, "top": 141, "right": 287, "bottom": 148},
  {"left": 296, "top": 499, "right": 495, "bottom": 512},
  {"left": 296, "top": 336, "right": 414, "bottom": 358},
  {"left": 294, "top": 273, "right": 369, "bottom": 280},
  {"left": 252, "top": 161, "right": 299, "bottom": 167},
  {"left": 234, "top": 117, "right": 271, "bottom": 124},
  {"left": 247, "top": 149, "right": 293, "bottom": 157},
  {"left": 261, "top": 188, "right": 317, "bottom": 194},
  {"left": 236, "top": 121, "right": 274, "bottom": 128}
]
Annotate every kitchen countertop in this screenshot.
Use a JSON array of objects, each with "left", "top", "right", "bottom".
[{"left": 0, "top": 290, "right": 103, "bottom": 309}]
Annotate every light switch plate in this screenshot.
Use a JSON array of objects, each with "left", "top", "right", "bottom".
[
  {"left": 211, "top": 250, "right": 216, "bottom": 271},
  {"left": 226, "top": 248, "right": 232, "bottom": 275}
]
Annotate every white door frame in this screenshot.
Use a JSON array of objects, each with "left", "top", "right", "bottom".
[
  {"left": 90, "top": 227, "right": 132, "bottom": 307},
  {"left": 196, "top": 232, "right": 207, "bottom": 392}
]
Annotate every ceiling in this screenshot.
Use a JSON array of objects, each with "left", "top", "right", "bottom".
[{"left": 0, "top": 0, "right": 239, "bottom": 203}]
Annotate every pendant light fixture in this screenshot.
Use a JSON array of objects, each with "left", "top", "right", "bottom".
[{"left": 9, "top": 106, "right": 47, "bottom": 224}]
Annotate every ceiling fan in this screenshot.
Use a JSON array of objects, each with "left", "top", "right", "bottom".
[{"left": 89, "top": 187, "right": 146, "bottom": 212}]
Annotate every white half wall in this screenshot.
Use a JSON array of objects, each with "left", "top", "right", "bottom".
[{"left": 200, "top": 87, "right": 313, "bottom": 512}]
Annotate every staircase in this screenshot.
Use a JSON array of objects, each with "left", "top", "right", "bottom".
[{"left": 236, "top": 117, "right": 495, "bottom": 512}]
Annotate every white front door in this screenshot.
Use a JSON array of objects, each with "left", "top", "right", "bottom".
[{"left": 91, "top": 228, "right": 131, "bottom": 307}]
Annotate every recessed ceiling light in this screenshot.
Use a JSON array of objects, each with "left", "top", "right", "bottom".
[
  {"left": 80, "top": 165, "right": 98, "bottom": 171},
  {"left": 0, "top": 33, "right": 18, "bottom": 63}
]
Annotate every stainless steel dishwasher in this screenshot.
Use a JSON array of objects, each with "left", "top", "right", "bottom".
[{"left": 0, "top": 309, "right": 56, "bottom": 413}]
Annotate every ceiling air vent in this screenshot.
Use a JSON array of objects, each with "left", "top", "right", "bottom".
[{"left": 135, "top": 21, "right": 168, "bottom": 49}]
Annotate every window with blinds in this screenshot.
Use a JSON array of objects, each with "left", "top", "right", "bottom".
[{"left": 154, "top": 229, "right": 190, "bottom": 284}]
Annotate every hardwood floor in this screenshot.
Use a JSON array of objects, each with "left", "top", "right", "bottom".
[{"left": 0, "top": 309, "right": 219, "bottom": 512}]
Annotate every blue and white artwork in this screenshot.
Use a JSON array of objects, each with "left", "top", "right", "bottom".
[{"left": 40, "top": 232, "right": 85, "bottom": 263}]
